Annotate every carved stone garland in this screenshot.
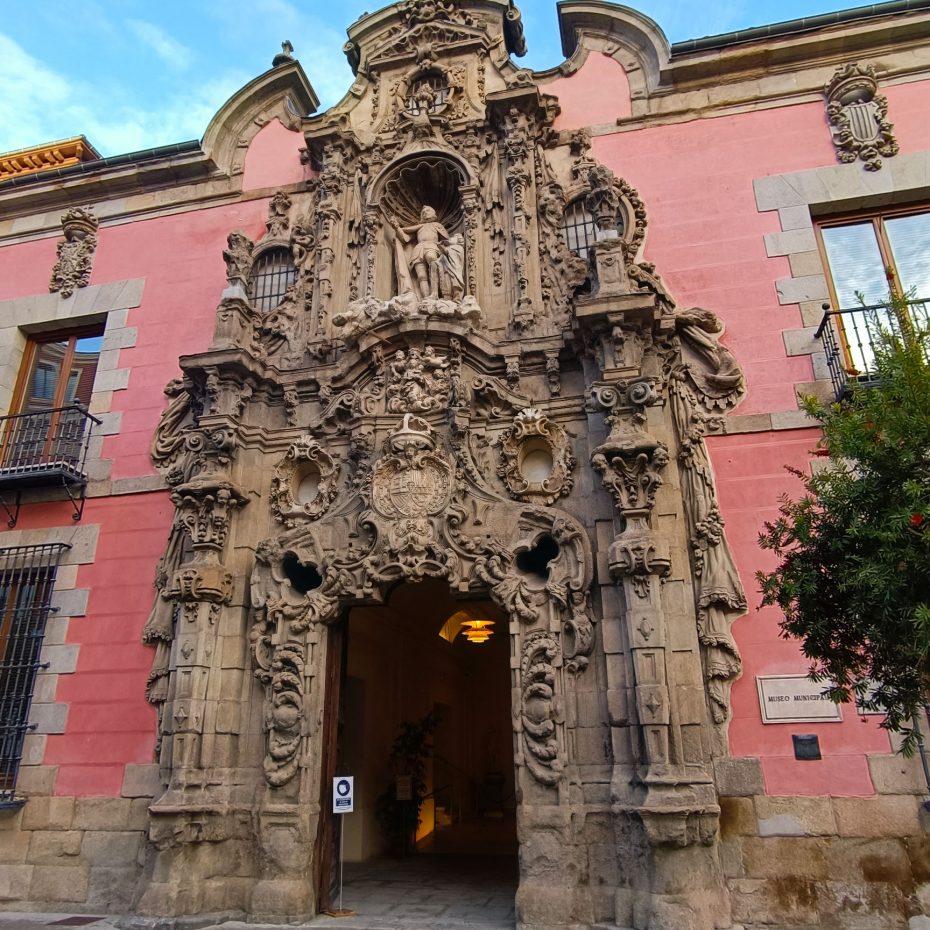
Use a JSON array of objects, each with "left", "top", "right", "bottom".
[
  {"left": 498, "top": 408, "right": 575, "bottom": 506},
  {"left": 270, "top": 438, "right": 341, "bottom": 526}
]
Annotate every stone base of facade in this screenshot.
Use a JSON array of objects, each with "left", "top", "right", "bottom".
[{"left": 3, "top": 756, "right": 930, "bottom": 928}]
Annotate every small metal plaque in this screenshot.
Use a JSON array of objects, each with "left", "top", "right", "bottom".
[
  {"left": 756, "top": 675, "right": 843, "bottom": 724},
  {"left": 793, "top": 734, "right": 822, "bottom": 761}
]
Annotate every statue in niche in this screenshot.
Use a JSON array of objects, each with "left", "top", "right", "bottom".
[{"left": 391, "top": 206, "right": 464, "bottom": 300}]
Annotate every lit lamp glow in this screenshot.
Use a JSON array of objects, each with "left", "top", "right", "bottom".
[{"left": 461, "top": 618, "right": 495, "bottom": 644}]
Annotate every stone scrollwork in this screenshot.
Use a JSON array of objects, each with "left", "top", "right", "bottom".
[
  {"left": 518, "top": 630, "right": 563, "bottom": 786},
  {"left": 498, "top": 408, "right": 575, "bottom": 506},
  {"left": 270, "top": 437, "right": 341, "bottom": 526},
  {"left": 825, "top": 62, "right": 898, "bottom": 171},
  {"left": 49, "top": 207, "right": 99, "bottom": 298},
  {"left": 249, "top": 414, "right": 595, "bottom": 790}
]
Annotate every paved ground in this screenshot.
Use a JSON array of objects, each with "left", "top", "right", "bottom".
[{"left": 0, "top": 854, "right": 519, "bottom": 930}]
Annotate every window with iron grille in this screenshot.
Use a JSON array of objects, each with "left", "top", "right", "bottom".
[
  {"left": 560, "top": 198, "right": 625, "bottom": 261},
  {"left": 405, "top": 73, "right": 450, "bottom": 115},
  {"left": 0, "top": 542, "right": 69, "bottom": 808},
  {"left": 248, "top": 247, "right": 297, "bottom": 313}
]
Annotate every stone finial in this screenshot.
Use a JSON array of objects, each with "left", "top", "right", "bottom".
[{"left": 272, "top": 40, "right": 294, "bottom": 67}]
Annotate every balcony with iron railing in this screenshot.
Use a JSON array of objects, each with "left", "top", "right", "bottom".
[
  {"left": 0, "top": 404, "right": 102, "bottom": 527},
  {"left": 815, "top": 297, "right": 930, "bottom": 400}
]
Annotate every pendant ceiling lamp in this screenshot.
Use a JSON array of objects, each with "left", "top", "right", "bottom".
[{"left": 461, "top": 618, "right": 495, "bottom": 643}]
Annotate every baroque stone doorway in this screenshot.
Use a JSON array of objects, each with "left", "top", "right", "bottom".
[{"left": 320, "top": 580, "right": 517, "bottom": 918}]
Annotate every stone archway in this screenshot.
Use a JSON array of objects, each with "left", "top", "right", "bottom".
[{"left": 247, "top": 413, "right": 597, "bottom": 921}]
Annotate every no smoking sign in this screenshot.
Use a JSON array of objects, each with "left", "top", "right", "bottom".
[{"left": 333, "top": 776, "right": 354, "bottom": 814}]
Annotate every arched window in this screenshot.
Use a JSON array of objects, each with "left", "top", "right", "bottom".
[
  {"left": 249, "top": 247, "right": 297, "bottom": 312},
  {"left": 560, "top": 198, "right": 626, "bottom": 260}
]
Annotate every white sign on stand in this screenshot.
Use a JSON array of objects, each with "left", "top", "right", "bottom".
[
  {"left": 333, "top": 776, "right": 354, "bottom": 813},
  {"left": 330, "top": 776, "right": 355, "bottom": 918}
]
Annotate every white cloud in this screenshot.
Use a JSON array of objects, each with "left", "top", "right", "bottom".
[
  {"left": 126, "top": 19, "right": 193, "bottom": 71},
  {"left": 0, "top": 32, "right": 249, "bottom": 156}
]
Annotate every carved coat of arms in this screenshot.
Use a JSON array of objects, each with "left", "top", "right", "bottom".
[{"left": 371, "top": 414, "right": 452, "bottom": 519}]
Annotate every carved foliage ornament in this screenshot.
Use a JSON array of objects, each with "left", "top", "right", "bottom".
[
  {"left": 270, "top": 438, "right": 341, "bottom": 527},
  {"left": 498, "top": 408, "right": 575, "bottom": 506},
  {"left": 825, "top": 63, "right": 898, "bottom": 171},
  {"left": 49, "top": 207, "right": 99, "bottom": 298}
]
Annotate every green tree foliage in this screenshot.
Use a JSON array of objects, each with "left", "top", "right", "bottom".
[{"left": 757, "top": 309, "right": 930, "bottom": 752}]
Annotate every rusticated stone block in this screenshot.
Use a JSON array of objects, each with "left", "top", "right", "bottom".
[
  {"left": 719, "top": 797, "right": 756, "bottom": 838},
  {"left": 14, "top": 766, "right": 57, "bottom": 798},
  {"left": 714, "top": 757, "right": 764, "bottom": 797},
  {"left": 741, "top": 836, "right": 831, "bottom": 880},
  {"left": 906, "top": 835, "right": 930, "bottom": 884},
  {"left": 0, "top": 830, "right": 31, "bottom": 863},
  {"left": 0, "top": 806, "right": 23, "bottom": 832},
  {"left": 833, "top": 795, "right": 924, "bottom": 837},
  {"left": 20, "top": 795, "right": 74, "bottom": 831},
  {"left": 27, "top": 830, "right": 83, "bottom": 862},
  {"left": 29, "top": 864, "right": 90, "bottom": 903},
  {"left": 121, "top": 763, "right": 161, "bottom": 799},
  {"left": 86, "top": 866, "right": 140, "bottom": 912},
  {"left": 755, "top": 796, "right": 837, "bottom": 837},
  {"left": 825, "top": 837, "right": 911, "bottom": 885},
  {"left": 728, "top": 875, "right": 820, "bottom": 925},
  {"left": 73, "top": 797, "right": 131, "bottom": 830},
  {"left": 128, "top": 798, "right": 151, "bottom": 831},
  {"left": 81, "top": 830, "right": 142, "bottom": 866},
  {"left": 869, "top": 753, "right": 930, "bottom": 795},
  {"left": 0, "top": 864, "right": 34, "bottom": 901}
]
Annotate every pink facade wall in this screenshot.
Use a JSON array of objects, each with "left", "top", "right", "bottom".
[{"left": 2, "top": 66, "right": 928, "bottom": 799}]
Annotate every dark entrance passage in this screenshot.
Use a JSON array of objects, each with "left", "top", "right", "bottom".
[{"left": 321, "top": 580, "right": 517, "bottom": 925}]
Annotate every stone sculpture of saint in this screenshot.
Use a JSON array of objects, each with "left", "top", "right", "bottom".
[{"left": 392, "top": 205, "right": 450, "bottom": 300}]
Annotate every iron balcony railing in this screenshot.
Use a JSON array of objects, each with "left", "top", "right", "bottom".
[
  {"left": 0, "top": 404, "right": 101, "bottom": 526},
  {"left": 816, "top": 297, "right": 930, "bottom": 399},
  {"left": 0, "top": 542, "right": 70, "bottom": 808}
]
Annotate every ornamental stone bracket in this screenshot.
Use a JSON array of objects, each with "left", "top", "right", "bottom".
[{"left": 824, "top": 62, "right": 898, "bottom": 171}]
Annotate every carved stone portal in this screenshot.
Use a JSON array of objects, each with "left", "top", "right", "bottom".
[{"left": 140, "top": 3, "right": 750, "bottom": 928}]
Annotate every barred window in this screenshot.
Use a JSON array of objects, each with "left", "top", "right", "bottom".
[
  {"left": 0, "top": 542, "right": 69, "bottom": 807},
  {"left": 560, "top": 198, "right": 626, "bottom": 260},
  {"left": 406, "top": 73, "right": 450, "bottom": 115},
  {"left": 248, "top": 247, "right": 297, "bottom": 313}
]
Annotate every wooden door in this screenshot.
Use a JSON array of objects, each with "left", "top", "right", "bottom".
[{"left": 313, "top": 617, "right": 347, "bottom": 913}]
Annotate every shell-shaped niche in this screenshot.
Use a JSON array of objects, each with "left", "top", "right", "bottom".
[
  {"left": 270, "top": 437, "right": 341, "bottom": 526},
  {"left": 498, "top": 409, "right": 576, "bottom": 506},
  {"left": 380, "top": 155, "right": 466, "bottom": 232}
]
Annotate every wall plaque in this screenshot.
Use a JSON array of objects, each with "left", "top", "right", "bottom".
[{"left": 756, "top": 675, "right": 843, "bottom": 724}]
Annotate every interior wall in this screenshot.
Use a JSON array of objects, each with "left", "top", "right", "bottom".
[{"left": 339, "top": 581, "right": 512, "bottom": 862}]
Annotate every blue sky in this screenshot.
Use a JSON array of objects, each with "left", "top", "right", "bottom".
[{"left": 1, "top": 0, "right": 860, "bottom": 157}]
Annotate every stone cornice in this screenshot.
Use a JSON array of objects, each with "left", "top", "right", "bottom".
[
  {"left": 552, "top": 1, "right": 930, "bottom": 117},
  {"left": 0, "top": 136, "right": 101, "bottom": 182}
]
